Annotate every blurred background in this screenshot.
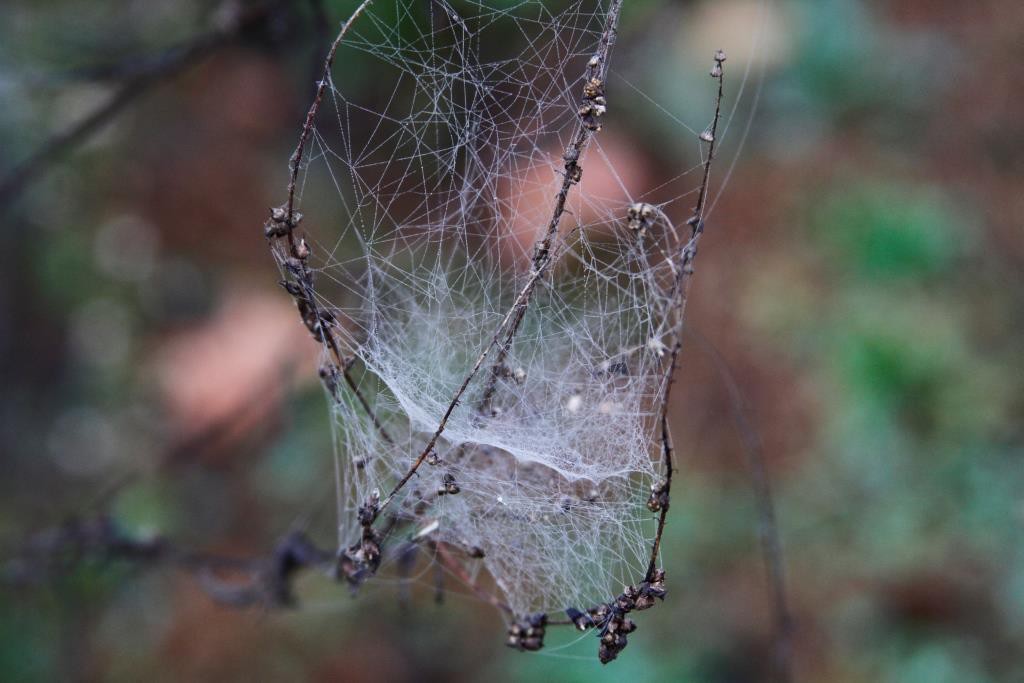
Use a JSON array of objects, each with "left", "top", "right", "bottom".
[{"left": 1, "top": 0, "right": 1023, "bottom": 681}]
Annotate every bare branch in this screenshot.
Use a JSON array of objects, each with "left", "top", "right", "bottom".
[
  {"left": 0, "top": 0, "right": 298, "bottom": 209},
  {"left": 2, "top": 514, "right": 333, "bottom": 610},
  {"left": 645, "top": 48, "right": 728, "bottom": 581}
]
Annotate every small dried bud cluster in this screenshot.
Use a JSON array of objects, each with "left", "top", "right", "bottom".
[
  {"left": 268, "top": 206, "right": 341, "bottom": 347},
  {"left": 562, "top": 141, "right": 584, "bottom": 188},
  {"left": 357, "top": 491, "right": 379, "bottom": 526},
  {"left": 646, "top": 478, "right": 670, "bottom": 513},
  {"left": 710, "top": 49, "right": 727, "bottom": 78},
  {"left": 425, "top": 448, "right": 440, "bottom": 466},
  {"left": 631, "top": 568, "right": 667, "bottom": 610},
  {"left": 627, "top": 202, "right": 657, "bottom": 239},
  {"left": 596, "top": 603, "right": 636, "bottom": 664},
  {"left": 264, "top": 205, "right": 303, "bottom": 238},
  {"left": 318, "top": 363, "right": 338, "bottom": 394},
  {"left": 506, "top": 613, "right": 548, "bottom": 652},
  {"left": 700, "top": 51, "right": 727, "bottom": 143},
  {"left": 337, "top": 492, "right": 382, "bottom": 588},
  {"left": 563, "top": 569, "right": 667, "bottom": 663},
  {"left": 438, "top": 472, "right": 460, "bottom": 496},
  {"left": 579, "top": 76, "right": 607, "bottom": 131},
  {"left": 493, "top": 364, "right": 527, "bottom": 385}
]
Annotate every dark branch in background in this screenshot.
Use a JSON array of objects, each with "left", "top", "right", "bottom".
[
  {"left": 0, "top": 0, "right": 310, "bottom": 209},
  {"left": 1, "top": 515, "right": 331, "bottom": 610},
  {"left": 689, "top": 329, "right": 794, "bottom": 683}
]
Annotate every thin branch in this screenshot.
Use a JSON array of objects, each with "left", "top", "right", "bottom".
[
  {"left": 284, "top": 0, "right": 375, "bottom": 233},
  {"left": 267, "top": 0, "right": 396, "bottom": 450},
  {"left": 478, "top": 1, "right": 622, "bottom": 417},
  {"left": 2, "top": 515, "right": 331, "bottom": 610},
  {"left": 380, "top": 0, "right": 624, "bottom": 514},
  {"left": 645, "top": 48, "right": 727, "bottom": 582},
  {"left": 430, "top": 540, "right": 513, "bottom": 615}
]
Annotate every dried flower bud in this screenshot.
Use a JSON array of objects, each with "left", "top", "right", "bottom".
[
  {"left": 566, "top": 607, "right": 594, "bottom": 631},
  {"left": 439, "top": 472, "right": 460, "bottom": 495},
  {"left": 506, "top": 613, "right": 548, "bottom": 652},
  {"left": 647, "top": 478, "right": 670, "bottom": 512},
  {"left": 627, "top": 202, "right": 657, "bottom": 238},
  {"left": 566, "top": 161, "right": 583, "bottom": 184},
  {"left": 710, "top": 50, "right": 726, "bottom": 77},
  {"left": 280, "top": 280, "right": 303, "bottom": 297}
]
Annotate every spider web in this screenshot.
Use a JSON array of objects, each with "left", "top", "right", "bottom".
[{"left": 291, "top": 0, "right": 711, "bottom": 617}]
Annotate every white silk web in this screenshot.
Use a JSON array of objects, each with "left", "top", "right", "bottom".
[{"left": 291, "top": 0, "right": 712, "bottom": 617}]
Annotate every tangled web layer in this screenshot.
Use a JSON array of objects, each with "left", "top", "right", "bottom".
[{"left": 289, "top": 0, "right": 710, "bottom": 618}]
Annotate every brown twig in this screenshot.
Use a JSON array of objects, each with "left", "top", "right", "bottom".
[
  {"left": 477, "top": 2, "right": 621, "bottom": 417},
  {"left": 430, "top": 540, "right": 513, "bottom": 615},
  {"left": 284, "top": 0, "right": 374, "bottom": 234},
  {"left": 644, "top": 48, "right": 727, "bottom": 582},
  {"left": 380, "top": 0, "right": 624, "bottom": 514},
  {"left": 266, "top": 0, "right": 396, "bottom": 450},
  {"left": 527, "top": 49, "right": 729, "bottom": 665}
]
